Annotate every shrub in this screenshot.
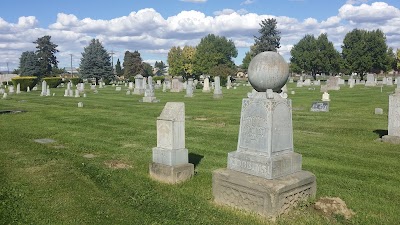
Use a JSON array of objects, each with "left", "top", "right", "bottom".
[
  {"left": 153, "top": 76, "right": 165, "bottom": 83},
  {"left": 67, "top": 77, "right": 82, "bottom": 85},
  {"left": 42, "top": 77, "right": 62, "bottom": 88},
  {"left": 11, "top": 76, "right": 38, "bottom": 91}
]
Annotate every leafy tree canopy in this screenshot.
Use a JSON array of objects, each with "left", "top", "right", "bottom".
[
  {"left": 123, "top": 50, "right": 143, "bottom": 79},
  {"left": 193, "top": 34, "right": 237, "bottom": 75},
  {"left": 167, "top": 46, "right": 184, "bottom": 76}
]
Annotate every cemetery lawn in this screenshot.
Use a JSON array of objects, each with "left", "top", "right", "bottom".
[{"left": 1, "top": 83, "right": 399, "bottom": 225}]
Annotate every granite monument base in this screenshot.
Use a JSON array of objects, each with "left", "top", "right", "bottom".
[
  {"left": 381, "top": 135, "right": 400, "bottom": 144},
  {"left": 141, "top": 96, "right": 160, "bottom": 103},
  {"left": 149, "top": 162, "right": 194, "bottom": 184},
  {"left": 212, "top": 168, "right": 316, "bottom": 218},
  {"left": 133, "top": 89, "right": 145, "bottom": 95}
]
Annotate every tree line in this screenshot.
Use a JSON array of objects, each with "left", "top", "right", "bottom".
[{"left": 17, "top": 19, "right": 400, "bottom": 82}]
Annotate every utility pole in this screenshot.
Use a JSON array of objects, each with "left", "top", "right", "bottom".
[
  {"left": 69, "top": 54, "right": 73, "bottom": 78},
  {"left": 110, "top": 50, "right": 115, "bottom": 75},
  {"left": 6, "top": 62, "right": 9, "bottom": 74}
]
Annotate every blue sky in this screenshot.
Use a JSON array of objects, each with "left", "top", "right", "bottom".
[{"left": 0, "top": 0, "right": 399, "bottom": 71}]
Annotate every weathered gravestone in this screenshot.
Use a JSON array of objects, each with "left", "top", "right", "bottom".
[
  {"left": 202, "top": 77, "right": 211, "bottom": 92},
  {"left": 149, "top": 102, "right": 194, "bottom": 184},
  {"left": 40, "top": 81, "right": 47, "bottom": 96},
  {"left": 133, "top": 74, "right": 145, "bottom": 95},
  {"left": 212, "top": 51, "right": 316, "bottom": 219},
  {"left": 142, "top": 76, "right": 159, "bottom": 103},
  {"left": 382, "top": 83, "right": 400, "bottom": 144},
  {"left": 213, "top": 76, "right": 223, "bottom": 99},
  {"left": 321, "top": 92, "right": 330, "bottom": 101},
  {"left": 365, "top": 74, "right": 376, "bottom": 87},
  {"left": 326, "top": 77, "right": 340, "bottom": 91},
  {"left": 184, "top": 78, "right": 194, "bottom": 97},
  {"left": 170, "top": 77, "right": 183, "bottom": 92},
  {"left": 310, "top": 101, "right": 329, "bottom": 112}
]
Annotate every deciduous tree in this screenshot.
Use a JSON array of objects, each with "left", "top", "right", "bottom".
[{"left": 167, "top": 46, "right": 184, "bottom": 76}]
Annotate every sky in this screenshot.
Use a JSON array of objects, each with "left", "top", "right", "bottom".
[{"left": 0, "top": 0, "right": 399, "bottom": 71}]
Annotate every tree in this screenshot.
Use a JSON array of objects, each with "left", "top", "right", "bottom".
[
  {"left": 154, "top": 61, "right": 167, "bottom": 76},
  {"left": 386, "top": 48, "right": 397, "bottom": 72},
  {"left": 241, "top": 45, "right": 257, "bottom": 71},
  {"left": 182, "top": 46, "right": 196, "bottom": 77},
  {"left": 193, "top": 34, "right": 237, "bottom": 75},
  {"left": 115, "top": 59, "right": 123, "bottom": 76},
  {"left": 209, "top": 64, "right": 236, "bottom": 78},
  {"left": 167, "top": 46, "right": 184, "bottom": 76},
  {"left": 19, "top": 51, "right": 40, "bottom": 76},
  {"left": 80, "top": 39, "right": 113, "bottom": 83},
  {"left": 342, "top": 29, "right": 390, "bottom": 79},
  {"left": 142, "top": 62, "right": 153, "bottom": 77},
  {"left": 290, "top": 33, "right": 341, "bottom": 79},
  {"left": 123, "top": 51, "right": 143, "bottom": 79},
  {"left": 253, "top": 18, "right": 281, "bottom": 55},
  {"left": 397, "top": 49, "right": 400, "bottom": 71},
  {"left": 33, "top": 35, "right": 59, "bottom": 77}
]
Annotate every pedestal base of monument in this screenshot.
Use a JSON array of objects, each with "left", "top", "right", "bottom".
[
  {"left": 141, "top": 96, "right": 160, "bottom": 103},
  {"left": 213, "top": 93, "right": 223, "bottom": 99},
  {"left": 381, "top": 135, "right": 400, "bottom": 144},
  {"left": 212, "top": 168, "right": 316, "bottom": 219},
  {"left": 149, "top": 162, "right": 194, "bottom": 184}
]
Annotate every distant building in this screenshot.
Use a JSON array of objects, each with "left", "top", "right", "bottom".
[{"left": 64, "top": 67, "right": 79, "bottom": 75}]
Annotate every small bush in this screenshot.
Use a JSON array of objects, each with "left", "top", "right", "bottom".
[
  {"left": 67, "top": 77, "right": 82, "bottom": 85},
  {"left": 11, "top": 76, "right": 38, "bottom": 91},
  {"left": 153, "top": 76, "right": 165, "bottom": 83},
  {"left": 42, "top": 77, "right": 62, "bottom": 88},
  {"left": 196, "top": 82, "right": 203, "bottom": 89}
]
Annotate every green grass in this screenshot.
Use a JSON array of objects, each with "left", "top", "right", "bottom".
[{"left": 0, "top": 83, "right": 399, "bottom": 224}]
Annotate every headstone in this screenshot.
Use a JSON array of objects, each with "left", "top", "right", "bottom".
[
  {"left": 326, "top": 77, "right": 340, "bottom": 91},
  {"left": 126, "top": 90, "right": 131, "bottom": 95},
  {"left": 83, "top": 93, "right": 87, "bottom": 98},
  {"left": 27, "top": 86, "right": 30, "bottom": 92},
  {"left": 365, "top": 74, "right": 376, "bottom": 87},
  {"left": 374, "top": 108, "right": 383, "bottom": 115},
  {"left": 78, "top": 102, "right": 83, "bottom": 108},
  {"left": 348, "top": 78, "right": 355, "bottom": 88},
  {"left": 2, "top": 93, "right": 7, "bottom": 99},
  {"left": 162, "top": 81, "right": 167, "bottom": 92},
  {"left": 0, "top": 88, "right": 4, "bottom": 95},
  {"left": 184, "top": 78, "right": 194, "bottom": 97},
  {"left": 313, "top": 80, "right": 321, "bottom": 86},
  {"left": 303, "top": 79, "right": 311, "bottom": 86},
  {"left": 46, "top": 86, "right": 51, "bottom": 96},
  {"left": 322, "top": 92, "right": 330, "bottom": 101},
  {"left": 133, "top": 74, "right": 145, "bottom": 95},
  {"left": 149, "top": 102, "right": 194, "bottom": 184},
  {"left": 40, "top": 81, "right": 47, "bottom": 96},
  {"left": 387, "top": 77, "right": 393, "bottom": 86},
  {"left": 310, "top": 101, "right": 329, "bottom": 112},
  {"left": 382, "top": 77, "right": 387, "bottom": 85},
  {"left": 227, "top": 76, "right": 232, "bottom": 89},
  {"left": 142, "top": 76, "right": 159, "bottom": 103},
  {"left": 202, "top": 77, "right": 211, "bottom": 92},
  {"left": 91, "top": 84, "right": 96, "bottom": 90},
  {"left": 291, "top": 90, "right": 295, "bottom": 95},
  {"left": 8, "top": 86, "right": 14, "bottom": 94},
  {"left": 99, "top": 82, "right": 103, "bottom": 88},
  {"left": 338, "top": 78, "right": 345, "bottom": 85},
  {"left": 170, "top": 77, "right": 183, "bottom": 92},
  {"left": 74, "top": 89, "right": 80, "bottom": 98},
  {"left": 129, "top": 82, "right": 134, "bottom": 90},
  {"left": 213, "top": 76, "right": 223, "bottom": 99},
  {"left": 213, "top": 51, "right": 316, "bottom": 219},
  {"left": 382, "top": 84, "right": 400, "bottom": 144},
  {"left": 16, "top": 83, "right": 21, "bottom": 94},
  {"left": 296, "top": 80, "right": 303, "bottom": 87},
  {"left": 115, "top": 87, "right": 122, "bottom": 91}
]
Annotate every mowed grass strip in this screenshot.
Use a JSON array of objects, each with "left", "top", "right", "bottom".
[{"left": 0, "top": 82, "right": 399, "bottom": 224}]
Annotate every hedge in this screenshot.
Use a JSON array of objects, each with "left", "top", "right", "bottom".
[
  {"left": 67, "top": 77, "right": 83, "bottom": 85},
  {"left": 11, "top": 76, "right": 38, "bottom": 91},
  {"left": 42, "top": 77, "right": 62, "bottom": 88}
]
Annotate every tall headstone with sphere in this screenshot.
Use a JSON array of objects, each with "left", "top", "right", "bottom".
[{"left": 212, "top": 51, "right": 316, "bottom": 219}]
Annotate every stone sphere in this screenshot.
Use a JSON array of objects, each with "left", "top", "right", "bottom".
[{"left": 248, "top": 51, "right": 289, "bottom": 92}]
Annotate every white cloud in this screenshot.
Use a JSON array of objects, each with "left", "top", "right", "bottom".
[
  {"left": 339, "top": 2, "right": 400, "bottom": 23},
  {"left": 241, "top": 0, "right": 254, "bottom": 5},
  {"left": 1, "top": 2, "right": 400, "bottom": 69},
  {"left": 345, "top": 0, "right": 368, "bottom": 5}
]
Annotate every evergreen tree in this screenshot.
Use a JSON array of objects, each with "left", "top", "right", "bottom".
[
  {"left": 397, "top": 49, "right": 400, "bottom": 71},
  {"left": 253, "top": 18, "right": 281, "bottom": 55},
  {"left": 80, "top": 39, "right": 113, "bottom": 83},
  {"left": 19, "top": 51, "right": 41, "bottom": 76},
  {"left": 154, "top": 61, "right": 167, "bottom": 75},
  {"left": 123, "top": 51, "right": 143, "bottom": 79},
  {"left": 115, "top": 59, "right": 123, "bottom": 76},
  {"left": 142, "top": 62, "right": 153, "bottom": 77},
  {"left": 33, "top": 35, "right": 59, "bottom": 77}
]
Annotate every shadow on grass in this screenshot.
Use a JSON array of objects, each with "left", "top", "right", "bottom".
[
  {"left": 189, "top": 153, "right": 204, "bottom": 169},
  {"left": 373, "top": 129, "right": 388, "bottom": 138}
]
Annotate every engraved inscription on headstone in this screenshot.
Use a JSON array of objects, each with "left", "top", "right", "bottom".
[{"left": 310, "top": 101, "right": 329, "bottom": 112}]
